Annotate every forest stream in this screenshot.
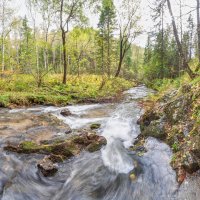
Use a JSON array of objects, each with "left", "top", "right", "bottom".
[{"left": 0, "top": 86, "right": 200, "bottom": 200}]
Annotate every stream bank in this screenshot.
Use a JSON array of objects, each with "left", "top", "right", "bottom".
[{"left": 138, "top": 81, "right": 200, "bottom": 184}]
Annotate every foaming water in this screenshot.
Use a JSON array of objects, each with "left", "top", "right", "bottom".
[
  {"left": 0, "top": 86, "right": 199, "bottom": 200},
  {"left": 101, "top": 104, "right": 140, "bottom": 173},
  {"left": 100, "top": 86, "right": 150, "bottom": 173}
]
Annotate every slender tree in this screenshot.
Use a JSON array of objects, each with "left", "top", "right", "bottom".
[
  {"left": 26, "top": 0, "right": 40, "bottom": 71},
  {"left": 115, "top": 0, "right": 141, "bottom": 77},
  {"left": 196, "top": 0, "right": 200, "bottom": 71},
  {"left": 166, "top": 0, "right": 196, "bottom": 78},
  {"left": 188, "top": 14, "right": 194, "bottom": 61},
  {"left": 0, "top": 0, "right": 13, "bottom": 72},
  {"left": 57, "top": 0, "right": 88, "bottom": 84},
  {"left": 36, "top": 0, "right": 55, "bottom": 70}
]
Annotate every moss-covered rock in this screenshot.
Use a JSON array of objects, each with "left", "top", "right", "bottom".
[
  {"left": 164, "top": 94, "right": 193, "bottom": 124},
  {"left": 130, "top": 135, "right": 147, "bottom": 156},
  {"left": 182, "top": 151, "right": 199, "bottom": 173},
  {"left": 86, "top": 142, "right": 103, "bottom": 152},
  {"left": 137, "top": 110, "right": 160, "bottom": 128},
  {"left": 4, "top": 131, "right": 107, "bottom": 162},
  {"left": 86, "top": 136, "right": 107, "bottom": 152},
  {"left": 50, "top": 143, "right": 74, "bottom": 159},
  {"left": 141, "top": 119, "right": 166, "bottom": 140},
  {"left": 47, "top": 154, "right": 64, "bottom": 163},
  {"left": 139, "top": 81, "right": 200, "bottom": 183},
  {"left": 19, "top": 141, "right": 40, "bottom": 153},
  {"left": 90, "top": 123, "right": 101, "bottom": 130},
  {"left": 72, "top": 135, "right": 88, "bottom": 145}
]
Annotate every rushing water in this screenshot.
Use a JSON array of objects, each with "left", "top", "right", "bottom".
[{"left": 0, "top": 86, "right": 200, "bottom": 200}]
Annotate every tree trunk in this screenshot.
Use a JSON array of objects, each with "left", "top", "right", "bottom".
[
  {"left": 161, "top": 2, "right": 164, "bottom": 78},
  {"left": 101, "top": 37, "right": 105, "bottom": 75},
  {"left": 8, "top": 37, "right": 12, "bottom": 71},
  {"left": 196, "top": 0, "right": 200, "bottom": 71},
  {"left": 115, "top": 37, "right": 123, "bottom": 77},
  {"left": 1, "top": 1, "right": 5, "bottom": 72},
  {"left": 115, "top": 59, "right": 123, "bottom": 77},
  {"left": 107, "top": 20, "right": 111, "bottom": 77},
  {"left": 36, "top": 44, "right": 39, "bottom": 71},
  {"left": 44, "top": 32, "right": 48, "bottom": 70},
  {"left": 189, "top": 22, "right": 193, "bottom": 61},
  {"left": 59, "top": 41, "right": 62, "bottom": 73},
  {"left": 62, "top": 29, "right": 67, "bottom": 84},
  {"left": 60, "top": 0, "right": 68, "bottom": 84},
  {"left": 2, "top": 37, "right": 5, "bottom": 72},
  {"left": 52, "top": 48, "right": 56, "bottom": 71},
  {"left": 179, "top": 0, "right": 183, "bottom": 43},
  {"left": 166, "top": 0, "right": 196, "bottom": 79}
]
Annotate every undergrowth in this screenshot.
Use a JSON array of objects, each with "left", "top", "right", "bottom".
[{"left": 0, "top": 74, "right": 134, "bottom": 107}]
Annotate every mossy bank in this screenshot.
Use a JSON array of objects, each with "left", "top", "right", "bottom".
[
  {"left": 138, "top": 76, "right": 200, "bottom": 183},
  {"left": 0, "top": 74, "right": 134, "bottom": 108}
]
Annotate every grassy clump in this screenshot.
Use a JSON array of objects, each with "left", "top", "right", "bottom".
[
  {"left": 146, "top": 74, "right": 200, "bottom": 102},
  {"left": 0, "top": 95, "right": 9, "bottom": 107},
  {"left": 20, "top": 141, "right": 38, "bottom": 150},
  {"left": 0, "top": 74, "right": 134, "bottom": 107}
]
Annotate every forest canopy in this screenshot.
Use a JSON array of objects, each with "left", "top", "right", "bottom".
[{"left": 0, "top": 0, "right": 200, "bottom": 87}]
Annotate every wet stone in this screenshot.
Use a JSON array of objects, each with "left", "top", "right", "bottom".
[
  {"left": 90, "top": 123, "right": 101, "bottom": 130},
  {"left": 37, "top": 157, "right": 58, "bottom": 177},
  {"left": 130, "top": 173, "right": 137, "bottom": 181},
  {"left": 60, "top": 109, "right": 72, "bottom": 117},
  {"left": 65, "top": 129, "right": 72, "bottom": 134},
  {"left": 86, "top": 137, "right": 107, "bottom": 153}
]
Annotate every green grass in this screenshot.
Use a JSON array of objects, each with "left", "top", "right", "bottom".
[
  {"left": 0, "top": 74, "right": 134, "bottom": 107},
  {"left": 172, "top": 142, "right": 180, "bottom": 153},
  {"left": 146, "top": 74, "right": 200, "bottom": 102}
]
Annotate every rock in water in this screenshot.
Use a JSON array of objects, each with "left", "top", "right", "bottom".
[
  {"left": 86, "top": 136, "right": 107, "bottom": 152},
  {"left": 60, "top": 109, "right": 72, "bottom": 117},
  {"left": 37, "top": 157, "right": 58, "bottom": 177},
  {"left": 90, "top": 123, "right": 101, "bottom": 130},
  {"left": 65, "top": 129, "right": 72, "bottom": 134}
]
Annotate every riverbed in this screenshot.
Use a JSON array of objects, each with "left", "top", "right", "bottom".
[{"left": 0, "top": 86, "right": 199, "bottom": 200}]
